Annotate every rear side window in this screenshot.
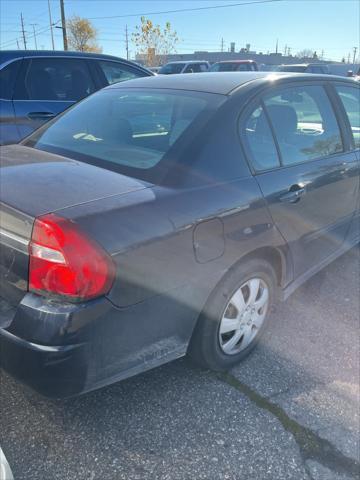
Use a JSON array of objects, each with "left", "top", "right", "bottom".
[
  {"left": 200, "top": 64, "right": 208, "bottom": 72},
  {"left": 98, "top": 60, "right": 144, "bottom": 85},
  {"left": 264, "top": 85, "right": 343, "bottom": 165},
  {"left": 14, "top": 58, "right": 95, "bottom": 101},
  {"left": 0, "top": 60, "right": 21, "bottom": 99},
  {"left": 335, "top": 85, "right": 360, "bottom": 149},
  {"left": 242, "top": 104, "right": 280, "bottom": 171}
]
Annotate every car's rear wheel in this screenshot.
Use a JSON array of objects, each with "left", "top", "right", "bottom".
[{"left": 189, "top": 259, "right": 277, "bottom": 371}]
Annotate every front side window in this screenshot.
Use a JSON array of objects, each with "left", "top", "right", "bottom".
[
  {"left": 335, "top": 84, "right": 360, "bottom": 149},
  {"left": 24, "top": 89, "right": 218, "bottom": 179},
  {"left": 15, "top": 58, "right": 95, "bottom": 101},
  {"left": 98, "top": 60, "right": 143, "bottom": 85},
  {"left": 264, "top": 85, "right": 343, "bottom": 165},
  {"left": 242, "top": 104, "right": 280, "bottom": 171}
]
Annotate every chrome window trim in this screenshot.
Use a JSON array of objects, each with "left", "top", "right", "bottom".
[{"left": 0, "top": 228, "right": 29, "bottom": 253}]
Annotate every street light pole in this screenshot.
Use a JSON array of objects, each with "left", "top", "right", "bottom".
[
  {"left": 20, "top": 13, "right": 27, "bottom": 50},
  {"left": 48, "top": 0, "right": 55, "bottom": 50},
  {"left": 31, "top": 24, "right": 38, "bottom": 50},
  {"left": 60, "top": 0, "right": 68, "bottom": 50},
  {"left": 125, "top": 25, "right": 129, "bottom": 60},
  {"left": 353, "top": 47, "right": 358, "bottom": 66}
]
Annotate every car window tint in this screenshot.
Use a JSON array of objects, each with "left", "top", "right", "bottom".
[
  {"left": 98, "top": 60, "right": 142, "bottom": 85},
  {"left": 200, "top": 64, "right": 208, "bottom": 72},
  {"left": 243, "top": 104, "right": 280, "bottom": 171},
  {"left": 236, "top": 64, "right": 251, "bottom": 71},
  {"left": 335, "top": 85, "right": 360, "bottom": 149},
  {"left": 185, "top": 64, "right": 202, "bottom": 73},
  {"left": 0, "top": 60, "right": 21, "bottom": 99},
  {"left": 264, "top": 85, "right": 343, "bottom": 165},
  {"left": 15, "top": 58, "right": 95, "bottom": 101},
  {"left": 27, "top": 90, "right": 209, "bottom": 173}
]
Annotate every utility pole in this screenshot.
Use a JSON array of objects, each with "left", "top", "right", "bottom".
[
  {"left": 48, "top": 0, "right": 55, "bottom": 50},
  {"left": 60, "top": 0, "right": 68, "bottom": 51},
  {"left": 31, "top": 24, "right": 38, "bottom": 49},
  {"left": 125, "top": 25, "right": 129, "bottom": 60},
  {"left": 284, "top": 44, "right": 287, "bottom": 56},
  {"left": 16, "top": 39, "right": 20, "bottom": 49},
  {"left": 275, "top": 38, "right": 278, "bottom": 54},
  {"left": 353, "top": 47, "right": 358, "bottom": 65},
  {"left": 20, "top": 13, "right": 27, "bottom": 50},
  {"left": 221, "top": 37, "right": 224, "bottom": 52},
  {"left": 347, "top": 52, "right": 351, "bottom": 63}
]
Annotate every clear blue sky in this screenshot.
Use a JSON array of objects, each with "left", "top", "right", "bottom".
[{"left": 1, "top": 0, "right": 359, "bottom": 62}]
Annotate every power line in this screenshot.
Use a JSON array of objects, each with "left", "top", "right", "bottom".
[
  {"left": 87, "top": 0, "right": 285, "bottom": 20},
  {"left": 0, "top": 23, "right": 56, "bottom": 49}
]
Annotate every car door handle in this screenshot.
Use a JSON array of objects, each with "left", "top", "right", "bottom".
[
  {"left": 27, "top": 112, "right": 55, "bottom": 120},
  {"left": 279, "top": 186, "right": 306, "bottom": 203}
]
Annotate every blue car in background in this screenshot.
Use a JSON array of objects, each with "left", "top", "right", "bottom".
[{"left": 0, "top": 50, "right": 153, "bottom": 145}]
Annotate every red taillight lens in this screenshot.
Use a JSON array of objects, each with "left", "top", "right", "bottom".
[{"left": 29, "top": 214, "right": 115, "bottom": 301}]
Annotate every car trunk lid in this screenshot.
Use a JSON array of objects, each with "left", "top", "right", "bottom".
[{"left": 0, "top": 145, "right": 149, "bottom": 308}]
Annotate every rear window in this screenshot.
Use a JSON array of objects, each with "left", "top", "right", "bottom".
[
  {"left": 159, "top": 63, "right": 185, "bottom": 74},
  {"left": 210, "top": 63, "right": 252, "bottom": 72},
  {"left": 24, "top": 88, "right": 222, "bottom": 181}
]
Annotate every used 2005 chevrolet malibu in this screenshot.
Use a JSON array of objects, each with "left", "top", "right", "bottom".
[{"left": 0, "top": 72, "right": 359, "bottom": 398}]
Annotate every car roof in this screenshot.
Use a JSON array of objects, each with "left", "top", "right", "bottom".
[
  {"left": 108, "top": 71, "right": 357, "bottom": 95},
  {"left": 280, "top": 63, "right": 326, "bottom": 67},
  {"left": 165, "top": 60, "right": 208, "bottom": 64},
  {"left": 0, "top": 50, "right": 147, "bottom": 68},
  {"left": 215, "top": 60, "right": 256, "bottom": 64}
]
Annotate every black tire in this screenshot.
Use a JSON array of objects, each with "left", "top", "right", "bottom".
[{"left": 189, "top": 258, "right": 277, "bottom": 371}]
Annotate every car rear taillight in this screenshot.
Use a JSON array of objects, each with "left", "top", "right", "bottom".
[{"left": 29, "top": 214, "right": 115, "bottom": 301}]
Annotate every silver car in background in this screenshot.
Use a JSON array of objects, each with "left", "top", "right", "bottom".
[{"left": 0, "top": 448, "right": 14, "bottom": 480}]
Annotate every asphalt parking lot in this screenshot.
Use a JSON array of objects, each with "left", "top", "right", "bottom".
[{"left": 0, "top": 246, "right": 359, "bottom": 480}]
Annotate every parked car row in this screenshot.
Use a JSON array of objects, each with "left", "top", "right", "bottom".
[
  {"left": 0, "top": 69, "right": 358, "bottom": 398},
  {"left": 0, "top": 50, "right": 153, "bottom": 144}
]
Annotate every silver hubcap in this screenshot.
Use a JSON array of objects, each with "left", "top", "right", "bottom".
[{"left": 218, "top": 278, "right": 269, "bottom": 355}]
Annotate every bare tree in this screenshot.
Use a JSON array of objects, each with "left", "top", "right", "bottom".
[
  {"left": 296, "top": 49, "right": 315, "bottom": 59},
  {"left": 67, "top": 16, "right": 102, "bottom": 53}
]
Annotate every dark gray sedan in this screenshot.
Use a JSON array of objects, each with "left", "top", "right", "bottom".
[{"left": 0, "top": 72, "right": 359, "bottom": 397}]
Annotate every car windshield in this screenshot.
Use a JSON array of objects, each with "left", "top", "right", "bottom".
[
  {"left": 24, "top": 88, "right": 222, "bottom": 181},
  {"left": 159, "top": 63, "right": 185, "bottom": 74},
  {"left": 276, "top": 65, "right": 307, "bottom": 72},
  {"left": 210, "top": 63, "right": 250, "bottom": 72}
]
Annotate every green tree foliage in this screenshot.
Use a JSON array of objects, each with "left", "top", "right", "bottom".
[
  {"left": 67, "top": 16, "right": 102, "bottom": 53},
  {"left": 132, "top": 17, "right": 179, "bottom": 66}
]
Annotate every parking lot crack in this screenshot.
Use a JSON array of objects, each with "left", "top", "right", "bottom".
[{"left": 217, "top": 372, "right": 360, "bottom": 479}]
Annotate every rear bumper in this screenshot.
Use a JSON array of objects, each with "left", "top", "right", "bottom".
[
  {"left": 0, "top": 327, "right": 88, "bottom": 398},
  {"left": 0, "top": 290, "right": 195, "bottom": 398}
]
